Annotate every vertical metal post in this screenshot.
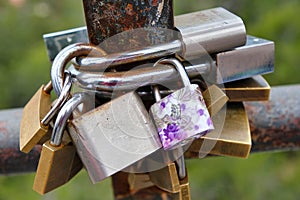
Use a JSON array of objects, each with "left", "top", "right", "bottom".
[{"left": 82, "top": 0, "right": 174, "bottom": 46}]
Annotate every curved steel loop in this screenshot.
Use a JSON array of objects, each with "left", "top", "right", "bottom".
[
  {"left": 50, "top": 92, "right": 91, "bottom": 146},
  {"left": 155, "top": 57, "right": 191, "bottom": 86},
  {"left": 73, "top": 40, "right": 182, "bottom": 71},
  {"left": 41, "top": 71, "right": 73, "bottom": 125},
  {"left": 51, "top": 43, "right": 106, "bottom": 96},
  {"left": 72, "top": 61, "right": 211, "bottom": 92},
  {"left": 151, "top": 57, "right": 190, "bottom": 102}
]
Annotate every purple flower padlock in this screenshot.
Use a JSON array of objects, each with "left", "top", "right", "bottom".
[{"left": 150, "top": 58, "right": 214, "bottom": 150}]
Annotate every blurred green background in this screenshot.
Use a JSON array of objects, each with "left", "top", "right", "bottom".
[{"left": 0, "top": 0, "right": 300, "bottom": 199}]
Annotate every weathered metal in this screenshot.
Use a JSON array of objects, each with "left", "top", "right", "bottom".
[
  {"left": 75, "top": 7, "right": 246, "bottom": 70},
  {"left": 1, "top": 85, "right": 300, "bottom": 175},
  {"left": 216, "top": 35, "right": 274, "bottom": 83},
  {"left": 82, "top": 0, "right": 174, "bottom": 47},
  {"left": 0, "top": 108, "right": 41, "bottom": 175},
  {"left": 245, "top": 84, "right": 300, "bottom": 152},
  {"left": 43, "top": 6, "right": 248, "bottom": 66}
]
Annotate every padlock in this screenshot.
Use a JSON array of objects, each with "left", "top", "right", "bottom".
[
  {"left": 186, "top": 102, "right": 251, "bottom": 158},
  {"left": 19, "top": 81, "right": 52, "bottom": 153},
  {"left": 67, "top": 90, "right": 162, "bottom": 184},
  {"left": 148, "top": 162, "right": 190, "bottom": 200},
  {"left": 32, "top": 93, "right": 89, "bottom": 194},
  {"left": 127, "top": 163, "right": 184, "bottom": 195},
  {"left": 149, "top": 162, "right": 180, "bottom": 193},
  {"left": 202, "top": 84, "right": 228, "bottom": 117},
  {"left": 223, "top": 75, "right": 271, "bottom": 102},
  {"left": 158, "top": 167, "right": 190, "bottom": 200},
  {"left": 19, "top": 72, "right": 72, "bottom": 153},
  {"left": 125, "top": 83, "right": 228, "bottom": 174},
  {"left": 150, "top": 58, "right": 214, "bottom": 150}
]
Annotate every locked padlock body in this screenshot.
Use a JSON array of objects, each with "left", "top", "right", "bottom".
[
  {"left": 150, "top": 84, "right": 214, "bottom": 150},
  {"left": 33, "top": 139, "right": 82, "bottom": 194},
  {"left": 202, "top": 84, "right": 228, "bottom": 117},
  {"left": 68, "top": 91, "right": 162, "bottom": 184},
  {"left": 149, "top": 162, "right": 180, "bottom": 193},
  {"left": 20, "top": 84, "right": 52, "bottom": 153}
]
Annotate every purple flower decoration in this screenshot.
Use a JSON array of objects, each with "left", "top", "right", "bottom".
[
  {"left": 198, "top": 109, "right": 204, "bottom": 116},
  {"left": 162, "top": 123, "right": 180, "bottom": 141},
  {"left": 160, "top": 102, "right": 166, "bottom": 109},
  {"left": 207, "top": 118, "right": 213, "bottom": 126},
  {"left": 181, "top": 103, "right": 186, "bottom": 111}
]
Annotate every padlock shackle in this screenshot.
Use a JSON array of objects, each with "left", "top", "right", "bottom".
[
  {"left": 51, "top": 43, "right": 105, "bottom": 96},
  {"left": 152, "top": 58, "right": 191, "bottom": 101},
  {"left": 50, "top": 92, "right": 91, "bottom": 146},
  {"left": 72, "top": 61, "right": 211, "bottom": 92},
  {"left": 156, "top": 58, "right": 191, "bottom": 86},
  {"left": 41, "top": 72, "right": 72, "bottom": 126}
]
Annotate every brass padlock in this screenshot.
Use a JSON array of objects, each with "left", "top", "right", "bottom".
[
  {"left": 202, "top": 84, "right": 228, "bottom": 117},
  {"left": 20, "top": 73, "right": 72, "bottom": 153},
  {"left": 67, "top": 91, "right": 162, "bottom": 184},
  {"left": 223, "top": 75, "right": 271, "bottom": 102},
  {"left": 149, "top": 162, "right": 180, "bottom": 193},
  {"left": 148, "top": 163, "right": 190, "bottom": 200},
  {"left": 19, "top": 81, "right": 52, "bottom": 153},
  {"left": 32, "top": 93, "right": 88, "bottom": 194},
  {"left": 187, "top": 102, "right": 251, "bottom": 158},
  {"left": 33, "top": 134, "right": 82, "bottom": 194}
]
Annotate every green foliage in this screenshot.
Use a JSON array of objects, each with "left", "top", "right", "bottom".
[
  {"left": 0, "top": 0, "right": 85, "bottom": 109},
  {"left": 0, "top": 171, "right": 113, "bottom": 200},
  {"left": 1, "top": 1, "right": 300, "bottom": 200}
]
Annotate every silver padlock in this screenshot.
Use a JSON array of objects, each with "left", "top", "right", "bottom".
[
  {"left": 150, "top": 58, "right": 214, "bottom": 150},
  {"left": 66, "top": 91, "right": 162, "bottom": 184}
]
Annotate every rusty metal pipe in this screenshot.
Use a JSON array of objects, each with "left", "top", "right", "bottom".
[
  {"left": 1, "top": 84, "right": 300, "bottom": 175},
  {"left": 0, "top": 108, "right": 41, "bottom": 175},
  {"left": 82, "top": 0, "right": 174, "bottom": 46},
  {"left": 244, "top": 84, "right": 300, "bottom": 152}
]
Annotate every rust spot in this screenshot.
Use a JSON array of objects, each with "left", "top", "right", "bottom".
[
  {"left": 152, "top": 0, "right": 158, "bottom": 6},
  {"left": 125, "top": 4, "right": 134, "bottom": 16}
]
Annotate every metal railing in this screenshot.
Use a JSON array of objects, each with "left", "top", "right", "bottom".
[{"left": 1, "top": 1, "right": 299, "bottom": 199}]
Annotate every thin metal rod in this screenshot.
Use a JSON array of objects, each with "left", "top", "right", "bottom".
[
  {"left": 74, "top": 40, "right": 182, "bottom": 71},
  {"left": 1, "top": 85, "right": 300, "bottom": 175},
  {"left": 71, "top": 62, "right": 212, "bottom": 92}
]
